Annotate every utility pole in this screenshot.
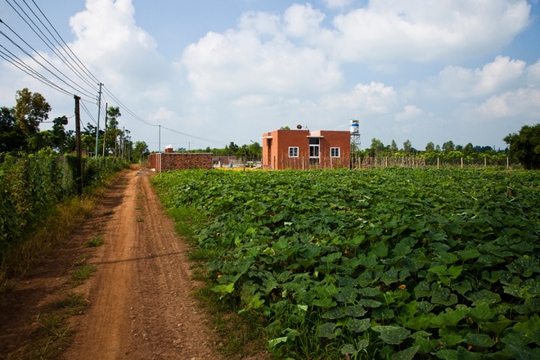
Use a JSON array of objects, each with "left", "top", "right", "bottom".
[
  {"left": 122, "top": 126, "right": 125, "bottom": 159},
  {"left": 94, "top": 83, "right": 103, "bottom": 159},
  {"left": 74, "top": 95, "right": 83, "bottom": 195},
  {"left": 102, "top": 103, "right": 108, "bottom": 157}
]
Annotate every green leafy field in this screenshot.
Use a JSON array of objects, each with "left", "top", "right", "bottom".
[{"left": 153, "top": 168, "right": 540, "bottom": 359}]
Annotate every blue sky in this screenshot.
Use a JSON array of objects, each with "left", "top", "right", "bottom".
[{"left": 1, "top": 0, "right": 539, "bottom": 152}]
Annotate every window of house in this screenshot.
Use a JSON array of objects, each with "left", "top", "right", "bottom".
[
  {"left": 330, "top": 147, "right": 340, "bottom": 157},
  {"left": 289, "top": 147, "right": 299, "bottom": 157}
]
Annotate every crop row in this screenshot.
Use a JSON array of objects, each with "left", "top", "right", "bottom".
[
  {"left": 0, "top": 151, "right": 128, "bottom": 250},
  {"left": 153, "top": 168, "right": 540, "bottom": 359}
]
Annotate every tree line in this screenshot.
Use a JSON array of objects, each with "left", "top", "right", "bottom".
[
  {"left": 361, "top": 124, "right": 540, "bottom": 170},
  {"left": 177, "top": 141, "right": 263, "bottom": 162},
  {"left": 0, "top": 88, "right": 149, "bottom": 163},
  {"left": 361, "top": 138, "right": 506, "bottom": 159}
]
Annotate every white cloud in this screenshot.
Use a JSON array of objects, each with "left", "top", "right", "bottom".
[
  {"left": 283, "top": 4, "right": 326, "bottom": 38},
  {"left": 69, "top": 0, "right": 170, "bottom": 93},
  {"left": 527, "top": 58, "right": 540, "bottom": 82},
  {"left": 477, "top": 87, "right": 540, "bottom": 118},
  {"left": 181, "top": 27, "right": 342, "bottom": 100},
  {"left": 148, "top": 107, "right": 174, "bottom": 123},
  {"left": 321, "top": 81, "right": 397, "bottom": 114},
  {"left": 395, "top": 105, "right": 424, "bottom": 122},
  {"left": 425, "top": 56, "right": 526, "bottom": 99},
  {"left": 327, "top": 0, "right": 531, "bottom": 63}
]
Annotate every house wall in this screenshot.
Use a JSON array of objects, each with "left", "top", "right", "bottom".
[
  {"left": 148, "top": 153, "right": 213, "bottom": 173},
  {"left": 262, "top": 129, "right": 351, "bottom": 170},
  {"left": 318, "top": 131, "right": 351, "bottom": 169}
]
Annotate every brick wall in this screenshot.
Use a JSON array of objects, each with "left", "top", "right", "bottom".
[
  {"left": 262, "top": 129, "right": 351, "bottom": 170},
  {"left": 148, "top": 153, "right": 213, "bottom": 172}
]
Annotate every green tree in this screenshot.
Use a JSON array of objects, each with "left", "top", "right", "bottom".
[
  {"left": 504, "top": 124, "right": 540, "bottom": 170},
  {"left": 49, "top": 116, "right": 71, "bottom": 152},
  {"left": 248, "top": 141, "right": 262, "bottom": 160},
  {"left": 425, "top": 142, "right": 435, "bottom": 152},
  {"left": 390, "top": 140, "right": 398, "bottom": 152},
  {"left": 403, "top": 139, "right": 412, "bottom": 154},
  {"left": 105, "top": 106, "right": 122, "bottom": 156},
  {"left": 442, "top": 140, "right": 455, "bottom": 153},
  {"left": 0, "top": 106, "right": 25, "bottom": 152},
  {"left": 463, "top": 143, "right": 474, "bottom": 157},
  {"left": 369, "top": 138, "right": 385, "bottom": 156},
  {"left": 133, "top": 141, "right": 149, "bottom": 163},
  {"left": 14, "top": 88, "right": 51, "bottom": 136},
  {"left": 228, "top": 142, "right": 239, "bottom": 154}
]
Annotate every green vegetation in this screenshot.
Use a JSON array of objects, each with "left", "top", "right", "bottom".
[
  {"left": 0, "top": 150, "right": 128, "bottom": 250},
  {"left": 25, "top": 292, "right": 88, "bottom": 359},
  {"left": 87, "top": 236, "right": 104, "bottom": 247},
  {"left": 71, "top": 264, "right": 97, "bottom": 286},
  {"left": 153, "top": 168, "right": 540, "bottom": 359},
  {"left": 504, "top": 124, "right": 540, "bottom": 170}
]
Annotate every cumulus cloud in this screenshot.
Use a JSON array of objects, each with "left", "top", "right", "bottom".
[
  {"left": 283, "top": 4, "right": 326, "bottom": 38},
  {"left": 148, "top": 107, "right": 174, "bottom": 123},
  {"left": 527, "top": 58, "right": 540, "bottom": 82},
  {"left": 327, "top": 0, "right": 531, "bottom": 63},
  {"left": 395, "top": 105, "right": 424, "bottom": 122},
  {"left": 477, "top": 87, "right": 540, "bottom": 118},
  {"left": 321, "top": 81, "right": 397, "bottom": 114},
  {"left": 181, "top": 26, "right": 342, "bottom": 100},
  {"left": 423, "top": 56, "right": 527, "bottom": 99},
  {"left": 69, "top": 0, "right": 170, "bottom": 92}
]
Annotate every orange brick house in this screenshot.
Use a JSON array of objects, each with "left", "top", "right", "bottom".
[{"left": 262, "top": 129, "right": 351, "bottom": 170}]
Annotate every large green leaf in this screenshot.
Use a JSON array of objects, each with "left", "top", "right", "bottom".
[
  {"left": 468, "top": 304, "right": 496, "bottom": 322},
  {"left": 343, "top": 305, "right": 366, "bottom": 318},
  {"left": 391, "top": 346, "right": 420, "bottom": 360},
  {"left": 464, "top": 333, "right": 496, "bottom": 348},
  {"left": 466, "top": 290, "right": 501, "bottom": 307},
  {"left": 432, "top": 287, "right": 458, "bottom": 306},
  {"left": 346, "top": 318, "right": 371, "bottom": 333},
  {"left": 372, "top": 325, "right": 411, "bottom": 345},
  {"left": 317, "top": 322, "right": 337, "bottom": 338}
]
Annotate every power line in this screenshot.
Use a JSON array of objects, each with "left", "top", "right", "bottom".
[
  {"left": 29, "top": 0, "right": 101, "bottom": 85},
  {"left": 6, "top": 0, "right": 99, "bottom": 93},
  {"left": 0, "top": 45, "right": 72, "bottom": 96},
  {"left": 102, "top": 86, "right": 226, "bottom": 146},
  {"left": 80, "top": 100, "right": 97, "bottom": 125},
  {"left": 0, "top": 21, "right": 96, "bottom": 100}
]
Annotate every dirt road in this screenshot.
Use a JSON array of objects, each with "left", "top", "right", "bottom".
[
  {"left": 63, "top": 168, "right": 222, "bottom": 359},
  {"left": 0, "top": 168, "right": 224, "bottom": 359}
]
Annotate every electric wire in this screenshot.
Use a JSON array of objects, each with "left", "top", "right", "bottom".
[
  {"left": 6, "top": 0, "right": 99, "bottom": 93},
  {"left": 80, "top": 100, "right": 97, "bottom": 125},
  {"left": 0, "top": 45, "right": 72, "bottom": 96},
  {"left": 0, "top": 20, "right": 96, "bottom": 100},
  {"left": 2, "top": 3, "right": 228, "bottom": 149},
  {"left": 29, "top": 0, "right": 101, "bottom": 85}
]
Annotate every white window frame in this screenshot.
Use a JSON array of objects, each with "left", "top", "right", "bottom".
[
  {"left": 288, "top": 147, "right": 299, "bottom": 158},
  {"left": 330, "top": 147, "right": 340, "bottom": 158}
]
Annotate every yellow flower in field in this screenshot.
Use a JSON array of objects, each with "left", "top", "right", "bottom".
[
  {"left": 398, "top": 284, "right": 406, "bottom": 290},
  {"left": 217, "top": 274, "right": 223, "bottom": 279}
]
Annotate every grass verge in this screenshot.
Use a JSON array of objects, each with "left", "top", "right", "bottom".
[
  {"left": 164, "top": 204, "right": 268, "bottom": 358},
  {"left": 70, "top": 264, "right": 97, "bottom": 287},
  {"left": 86, "top": 236, "right": 104, "bottom": 248},
  {"left": 0, "top": 168, "right": 126, "bottom": 290},
  {"left": 20, "top": 292, "right": 89, "bottom": 360}
]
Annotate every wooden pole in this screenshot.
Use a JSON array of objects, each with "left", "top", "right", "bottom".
[{"left": 74, "top": 95, "right": 83, "bottom": 195}]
